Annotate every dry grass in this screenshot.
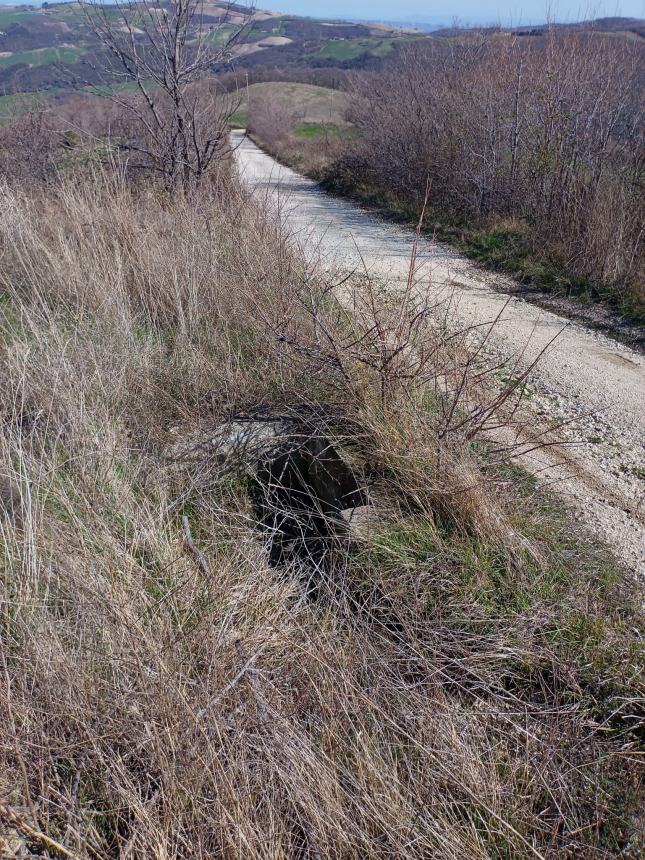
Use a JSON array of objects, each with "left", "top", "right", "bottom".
[
  {"left": 239, "top": 83, "right": 350, "bottom": 129},
  {"left": 0, "top": 168, "right": 642, "bottom": 859},
  {"left": 244, "top": 83, "right": 351, "bottom": 180}
]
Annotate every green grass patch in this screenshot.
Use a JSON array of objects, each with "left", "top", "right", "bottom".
[
  {"left": 240, "top": 26, "right": 271, "bottom": 42},
  {"left": 205, "top": 23, "right": 237, "bottom": 46},
  {"left": 81, "top": 80, "right": 143, "bottom": 98},
  {"left": 229, "top": 109, "right": 248, "bottom": 128},
  {"left": 58, "top": 5, "right": 121, "bottom": 22},
  {"left": 318, "top": 167, "right": 645, "bottom": 328},
  {"left": 363, "top": 517, "right": 439, "bottom": 566},
  {"left": 0, "top": 9, "right": 35, "bottom": 27},
  {"left": 0, "top": 88, "right": 59, "bottom": 120},
  {"left": 351, "top": 468, "right": 638, "bottom": 705},
  {"left": 308, "top": 37, "right": 396, "bottom": 61},
  {"left": 0, "top": 45, "right": 85, "bottom": 69},
  {"left": 292, "top": 123, "right": 359, "bottom": 143},
  {"left": 455, "top": 223, "right": 645, "bottom": 324},
  {"left": 0, "top": 81, "right": 146, "bottom": 124}
]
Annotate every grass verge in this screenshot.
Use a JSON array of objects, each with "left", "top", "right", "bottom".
[
  {"left": 0, "top": 166, "right": 642, "bottom": 858},
  {"left": 319, "top": 173, "right": 645, "bottom": 332}
]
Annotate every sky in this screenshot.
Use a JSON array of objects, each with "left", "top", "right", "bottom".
[
  {"left": 0, "top": 1, "right": 643, "bottom": 22},
  {"left": 260, "top": 1, "right": 645, "bottom": 25}
]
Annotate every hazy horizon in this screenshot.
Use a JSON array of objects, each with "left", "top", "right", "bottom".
[
  {"left": 0, "top": 0, "right": 644, "bottom": 24},
  {"left": 267, "top": 1, "right": 645, "bottom": 25}
]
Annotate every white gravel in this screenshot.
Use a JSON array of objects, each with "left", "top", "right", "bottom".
[{"left": 233, "top": 131, "right": 645, "bottom": 577}]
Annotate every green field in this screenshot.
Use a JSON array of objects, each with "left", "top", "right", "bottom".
[
  {"left": 206, "top": 23, "right": 237, "bottom": 46},
  {"left": 83, "top": 80, "right": 145, "bottom": 98},
  {"left": 0, "top": 9, "right": 35, "bottom": 27},
  {"left": 0, "top": 89, "right": 58, "bottom": 120},
  {"left": 294, "top": 122, "right": 359, "bottom": 141},
  {"left": 0, "top": 46, "right": 84, "bottom": 69},
  {"left": 308, "top": 36, "right": 397, "bottom": 61},
  {"left": 0, "top": 81, "right": 146, "bottom": 124},
  {"left": 55, "top": 3, "right": 121, "bottom": 23},
  {"left": 234, "top": 82, "right": 350, "bottom": 129}
]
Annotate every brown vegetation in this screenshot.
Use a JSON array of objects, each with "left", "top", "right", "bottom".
[
  {"left": 320, "top": 31, "right": 644, "bottom": 317},
  {"left": 0, "top": 131, "right": 642, "bottom": 856},
  {"left": 81, "top": 0, "right": 249, "bottom": 189},
  {"left": 0, "top": 106, "right": 62, "bottom": 182},
  {"left": 243, "top": 28, "right": 645, "bottom": 321},
  {"left": 245, "top": 82, "right": 350, "bottom": 177},
  {"left": 0, "top": 7, "right": 644, "bottom": 841},
  {"left": 247, "top": 87, "right": 297, "bottom": 149}
]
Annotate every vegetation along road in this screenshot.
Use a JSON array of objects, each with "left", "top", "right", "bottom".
[{"left": 233, "top": 130, "right": 645, "bottom": 576}]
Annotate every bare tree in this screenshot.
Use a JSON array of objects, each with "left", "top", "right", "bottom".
[{"left": 82, "top": 0, "right": 253, "bottom": 190}]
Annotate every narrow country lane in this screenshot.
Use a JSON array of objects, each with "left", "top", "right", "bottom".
[{"left": 233, "top": 130, "right": 645, "bottom": 576}]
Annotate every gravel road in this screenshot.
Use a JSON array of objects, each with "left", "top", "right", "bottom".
[{"left": 232, "top": 131, "right": 645, "bottom": 576}]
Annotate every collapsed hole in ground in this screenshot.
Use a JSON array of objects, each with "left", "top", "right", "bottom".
[
  {"left": 168, "top": 412, "right": 371, "bottom": 574},
  {"left": 246, "top": 416, "right": 369, "bottom": 572},
  {"left": 170, "top": 413, "right": 411, "bottom": 619},
  {"left": 247, "top": 418, "right": 408, "bottom": 633}
]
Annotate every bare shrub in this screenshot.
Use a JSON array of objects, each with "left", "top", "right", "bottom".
[
  {"left": 246, "top": 87, "right": 349, "bottom": 179},
  {"left": 0, "top": 106, "right": 61, "bottom": 182},
  {"left": 248, "top": 90, "right": 297, "bottom": 148},
  {"left": 82, "top": 0, "right": 251, "bottom": 190},
  {"left": 340, "top": 30, "right": 645, "bottom": 308}
]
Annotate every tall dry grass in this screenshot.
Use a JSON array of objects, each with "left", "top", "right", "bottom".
[{"left": 0, "top": 168, "right": 642, "bottom": 859}]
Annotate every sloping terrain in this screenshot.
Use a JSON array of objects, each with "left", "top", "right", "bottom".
[
  {"left": 1, "top": 150, "right": 643, "bottom": 860},
  {"left": 230, "top": 81, "right": 350, "bottom": 128},
  {"left": 0, "top": 2, "right": 642, "bottom": 100},
  {"left": 0, "top": 1, "right": 416, "bottom": 95},
  {"left": 0, "top": 8, "right": 643, "bottom": 854}
]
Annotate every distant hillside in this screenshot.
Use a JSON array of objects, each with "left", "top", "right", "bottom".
[
  {"left": 0, "top": 2, "right": 642, "bottom": 101},
  {"left": 432, "top": 16, "right": 645, "bottom": 40},
  {"left": 0, "top": 1, "right": 420, "bottom": 96}
]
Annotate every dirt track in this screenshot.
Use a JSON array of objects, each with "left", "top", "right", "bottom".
[{"left": 233, "top": 130, "right": 645, "bottom": 576}]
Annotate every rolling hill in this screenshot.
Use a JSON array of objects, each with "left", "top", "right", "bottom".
[
  {"left": 0, "top": 1, "right": 420, "bottom": 97},
  {"left": 2, "top": 2, "right": 641, "bottom": 103}
]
